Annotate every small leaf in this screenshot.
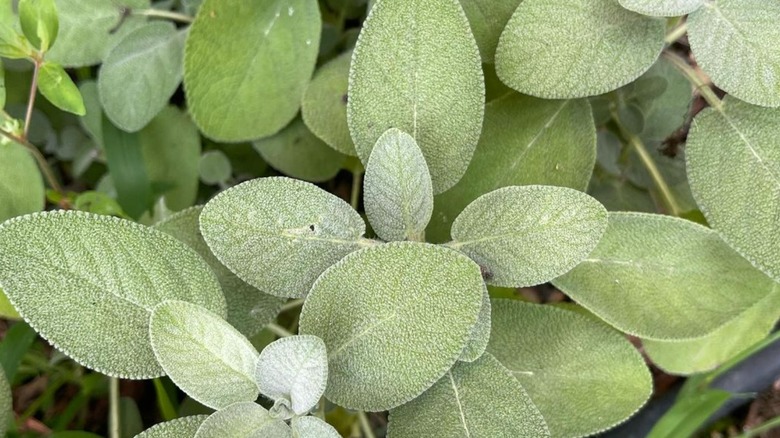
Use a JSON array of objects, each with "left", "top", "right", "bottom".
[
  {"left": 389, "top": 352, "right": 549, "bottom": 437},
  {"left": 618, "top": 0, "right": 705, "bottom": 17},
  {"left": 255, "top": 335, "right": 327, "bottom": 415},
  {"left": 37, "top": 61, "right": 86, "bottom": 115},
  {"left": 458, "top": 284, "right": 490, "bottom": 363},
  {"left": 102, "top": 115, "right": 153, "bottom": 218},
  {"left": 0, "top": 141, "right": 44, "bottom": 222},
  {"left": 487, "top": 300, "right": 652, "bottom": 438},
  {"left": 0, "top": 369, "right": 9, "bottom": 438},
  {"left": 0, "top": 288, "right": 20, "bottom": 319},
  {"left": 299, "top": 242, "right": 484, "bottom": 411},
  {"left": 0, "top": 211, "right": 226, "bottom": 378},
  {"left": 194, "top": 402, "right": 291, "bottom": 438},
  {"left": 459, "top": 0, "right": 523, "bottom": 63},
  {"left": 646, "top": 390, "right": 731, "bottom": 438},
  {"left": 553, "top": 212, "right": 777, "bottom": 340},
  {"left": 290, "top": 416, "right": 340, "bottom": 438},
  {"left": 198, "top": 150, "right": 231, "bottom": 185},
  {"left": 363, "top": 128, "right": 433, "bottom": 242},
  {"left": 495, "top": 0, "right": 665, "bottom": 98},
  {"left": 449, "top": 186, "right": 607, "bottom": 287},
  {"left": 200, "top": 177, "right": 367, "bottom": 298},
  {"left": 150, "top": 300, "right": 259, "bottom": 410},
  {"left": 0, "top": 25, "right": 33, "bottom": 59},
  {"left": 19, "top": 0, "right": 59, "bottom": 51},
  {"left": 348, "top": 0, "right": 484, "bottom": 193},
  {"left": 135, "top": 415, "right": 208, "bottom": 438}
]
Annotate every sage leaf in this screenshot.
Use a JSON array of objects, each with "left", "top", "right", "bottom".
[
  {"left": 0, "top": 369, "right": 8, "bottom": 438},
  {"left": 200, "top": 177, "right": 367, "bottom": 298},
  {"left": 449, "top": 186, "right": 607, "bottom": 288},
  {"left": 496, "top": 0, "right": 665, "bottom": 98},
  {"left": 38, "top": 61, "right": 86, "bottom": 115},
  {"left": 299, "top": 242, "right": 484, "bottom": 411},
  {"left": 135, "top": 415, "right": 208, "bottom": 438},
  {"left": 618, "top": 0, "right": 704, "bottom": 17},
  {"left": 487, "top": 300, "right": 652, "bottom": 438},
  {"left": 0, "top": 141, "right": 44, "bottom": 222},
  {"left": 194, "top": 402, "right": 291, "bottom": 438},
  {"left": 459, "top": 0, "right": 523, "bottom": 63},
  {"left": 688, "top": 0, "right": 780, "bottom": 107},
  {"left": 363, "top": 128, "right": 433, "bottom": 242},
  {"left": 458, "top": 284, "right": 490, "bottom": 363},
  {"left": 686, "top": 96, "right": 780, "bottom": 282},
  {"left": 19, "top": 0, "right": 59, "bottom": 52},
  {"left": 290, "top": 416, "right": 340, "bottom": 438},
  {"left": 389, "top": 352, "right": 549, "bottom": 437},
  {"left": 150, "top": 300, "right": 259, "bottom": 410},
  {"left": 184, "top": 0, "right": 320, "bottom": 141},
  {"left": 348, "top": 0, "right": 484, "bottom": 193},
  {"left": 0, "top": 211, "right": 226, "bottom": 378},
  {"left": 198, "top": 151, "right": 231, "bottom": 186},
  {"left": 553, "top": 212, "right": 777, "bottom": 340}
]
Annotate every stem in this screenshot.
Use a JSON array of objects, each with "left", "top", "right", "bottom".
[
  {"left": 109, "top": 377, "right": 120, "bottom": 438},
  {"left": 0, "top": 127, "right": 64, "bottom": 195},
  {"left": 663, "top": 51, "right": 724, "bottom": 112},
  {"left": 280, "top": 298, "right": 305, "bottom": 313},
  {"left": 135, "top": 8, "right": 194, "bottom": 23},
  {"left": 350, "top": 169, "right": 363, "bottom": 211},
  {"left": 357, "top": 412, "right": 376, "bottom": 438},
  {"left": 266, "top": 322, "right": 294, "bottom": 338},
  {"left": 23, "top": 60, "right": 41, "bottom": 140},
  {"left": 664, "top": 22, "right": 688, "bottom": 44},
  {"left": 738, "top": 415, "right": 780, "bottom": 438}
]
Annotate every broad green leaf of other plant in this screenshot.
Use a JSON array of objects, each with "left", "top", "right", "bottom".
[
  {"left": 427, "top": 94, "right": 596, "bottom": 243},
  {"left": 0, "top": 369, "right": 9, "bottom": 437},
  {"left": 150, "top": 300, "right": 259, "bottom": 410},
  {"left": 0, "top": 288, "right": 20, "bottom": 319},
  {"left": 0, "top": 141, "right": 44, "bottom": 222},
  {"left": 200, "top": 177, "right": 367, "bottom": 298},
  {"left": 38, "top": 61, "right": 86, "bottom": 115},
  {"left": 553, "top": 212, "right": 777, "bottom": 340},
  {"left": 449, "top": 186, "right": 607, "bottom": 288},
  {"left": 198, "top": 150, "right": 231, "bottom": 186},
  {"left": 0, "top": 211, "right": 226, "bottom": 378},
  {"left": 459, "top": 0, "right": 523, "bottom": 63},
  {"left": 388, "top": 353, "right": 549, "bottom": 438},
  {"left": 19, "top": 0, "right": 59, "bottom": 52},
  {"left": 496, "top": 0, "right": 665, "bottom": 98},
  {"left": 99, "top": 23, "right": 186, "bottom": 132},
  {"left": 487, "top": 300, "right": 652, "bottom": 438},
  {"left": 290, "top": 416, "right": 340, "bottom": 438},
  {"left": 688, "top": 0, "right": 780, "bottom": 107},
  {"left": 194, "top": 402, "right": 291, "bottom": 438},
  {"left": 102, "top": 116, "right": 153, "bottom": 218},
  {"left": 459, "top": 284, "right": 491, "bottom": 363},
  {"left": 348, "top": 0, "right": 484, "bottom": 193},
  {"left": 686, "top": 96, "right": 780, "bottom": 282},
  {"left": 618, "top": 0, "right": 704, "bottom": 17},
  {"left": 646, "top": 390, "right": 731, "bottom": 438},
  {"left": 363, "top": 128, "right": 433, "bottom": 242},
  {"left": 135, "top": 415, "right": 208, "bottom": 438},
  {"left": 184, "top": 0, "right": 320, "bottom": 141},
  {"left": 299, "top": 242, "right": 484, "bottom": 411}
]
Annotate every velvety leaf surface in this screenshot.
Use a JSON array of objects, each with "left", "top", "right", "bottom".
[
  {"left": 496, "top": 0, "right": 665, "bottom": 98},
  {"left": 184, "top": 0, "right": 320, "bottom": 141},
  {"left": 348, "top": 0, "right": 484, "bottom": 193},
  {"left": 553, "top": 212, "right": 777, "bottom": 340},
  {"left": 388, "top": 353, "right": 549, "bottom": 438},
  {"left": 0, "top": 211, "right": 225, "bottom": 378},
  {"left": 193, "top": 402, "right": 290, "bottom": 438},
  {"left": 459, "top": 0, "right": 523, "bottom": 63},
  {"left": 299, "top": 242, "right": 483, "bottom": 411},
  {"left": 200, "top": 177, "right": 367, "bottom": 298},
  {"left": 0, "top": 369, "right": 8, "bottom": 437},
  {"left": 459, "top": 284, "right": 491, "bottom": 363},
  {"left": 487, "top": 300, "right": 652, "bottom": 437},
  {"left": 290, "top": 416, "right": 340, "bottom": 438},
  {"left": 135, "top": 415, "right": 208, "bottom": 438},
  {"left": 618, "top": 0, "right": 704, "bottom": 16},
  {"left": 0, "top": 141, "right": 44, "bottom": 222}
]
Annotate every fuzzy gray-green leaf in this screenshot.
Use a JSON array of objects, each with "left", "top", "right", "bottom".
[
  {"left": 290, "top": 416, "right": 341, "bottom": 438},
  {"left": 0, "top": 141, "right": 44, "bottom": 222},
  {"left": 618, "top": 0, "right": 704, "bottom": 16},
  {"left": 135, "top": 415, "right": 208, "bottom": 438},
  {"left": 459, "top": 0, "right": 523, "bottom": 63},
  {"left": 459, "top": 284, "right": 491, "bottom": 363},
  {"left": 193, "top": 402, "right": 291, "bottom": 438}
]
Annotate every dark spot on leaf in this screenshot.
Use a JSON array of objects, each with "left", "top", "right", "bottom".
[
  {"left": 309, "top": 224, "right": 315, "bottom": 232},
  {"left": 341, "top": 94, "right": 349, "bottom": 104},
  {"left": 480, "top": 265, "right": 493, "bottom": 281}
]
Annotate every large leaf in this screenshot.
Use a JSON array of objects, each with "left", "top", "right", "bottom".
[
  {"left": 487, "top": 300, "right": 652, "bottom": 437},
  {"left": 618, "top": 0, "right": 704, "bottom": 16},
  {"left": 427, "top": 94, "right": 596, "bottom": 243},
  {"left": 553, "top": 212, "right": 777, "bottom": 340},
  {"left": 98, "top": 22, "right": 186, "bottom": 132},
  {"left": 686, "top": 96, "right": 780, "bottom": 282},
  {"left": 200, "top": 177, "right": 367, "bottom": 298},
  {"left": 150, "top": 300, "right": 259, "bottom": 410},
  {"left": 495, "top": 0, "right": 665, "bottom": 98},
  {"left": 0, "top": 369, "right": 8, "bottom": 438},
  {"left": 102, "top": 115, "right": 153, "bottom": 218},
  {"left": 0, "top": 141, "right": 44, "bottom": 222},
  {"left": 184, "top": 0, "right": 320, "bottom": 141},
  {"left": 194, "top": 402, "right": 290, "bottom": 438},
  {"left": 458, "top": 284, "right": 490, "bottom": 363},
  {"left": 688, "top": 0, "right": 780, "bottom": 107},
  {"left": 363, "top": 128, "right": 433, "bottom": 242},
  {"left": 299, "top": 242, "right": 484, "bottom": 411},
  {"left": 459, "top": 0, "right": 523, "bottom": 63},
  {"left": 290, "top": 416, "right": 340, "bottom": 438},
  {"left": 135, "top": 415, "right": 208, "bottom": 438},
  {"left": 388, "top": 353, "right": 549, "bottom": 437},
  {"left": 348, "top": 0, "right": 484, "bottom": 193},
  {"left": 0, "top": 211, "right": 225, "bottom": 378}
]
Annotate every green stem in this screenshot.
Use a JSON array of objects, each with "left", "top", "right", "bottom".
[
  {"left": 350, "top": 169, "right": 363, "bottom": 211},
  {"left": 663, "top": 51, "right": 724, "bottom": 112},
  {"left": 737, "top": 415, "right": 780, "bottom": 438},
  {"left": 135, "top": 8, "right": 194, "bottom": 23},
  {"left": 664, "top": 22, "right": 688, "bottom": 44},
  {"left": 266, "top": 322, "right": 294, "bottom": 338},
  {"left": 23, "top": 60, "right": 41, "bottom": 140},
  {"left": 109, "top": 377, "right": 120, "bottom": 438},
  {"left": 357, "top": 412, "right": 376, "bottom": 438},
  {"left": 317, "top": 397, "right": 326, "bottom": 420},
  {"left": 280, "top": 298, "right": 305, "bottom": 313},
  {"left": 0, "top": 126, "right": 64, "bottom": 195}
]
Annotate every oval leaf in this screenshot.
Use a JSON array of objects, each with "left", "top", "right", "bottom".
[
  {"left": 459, "top": 0, "right": 523, "bottom": 63},
  {"left": 200, "top": 177, "right": 367, "bottom": 298},
  {"left": 299, "top": 242, "right": 484, "bottom": 411},
  {"left": 618, "top": 0, "right": 705, "bottom": 17},
  {"left": 135, "top": 415, "right": 208, "bottom": 438},
  {"left": 495, "top": 0, "right": 665, "bottom": 98},
  {"left": 290, "top": 416, "right": 340, "bottom": 438},
  {"left": 198, "top": 150, "right": 231, "bottom": 185},
  {"left": 553, "top": 212, "right": 777, "bottom": 340},
  {"left": 348, "top": 0, "right": 484, "bottom": 193},
  {"left": 0, "top": 369, "right": 8, "bottom": 438},
  {"left": 150, "top": 300, "right": 259, "bottom": 409},
  {"left": 0, "top": 141, "right": 44, "bottom": 222},
  {"left": 19, "top": 0, "right": 59, "bottom": 51},
  {"left": 487, "top": 300, "right": 652, "bottom": 438},
  {"left": 364, "top": 128, "right": 433, "bottom": 242},
  {"left": 38, "top": 61, "right": 86, "bottom": 115},
  {"left": 184, "top": 0, "right": 320, "bottom": 141},
  {"left": 459, "top": 284, "right": 491, "bottom": 363},
  {"left": 194, "top": 402, "right": 291, "bottom": 438}
]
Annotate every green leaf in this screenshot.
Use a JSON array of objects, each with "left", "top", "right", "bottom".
[
  {"left": 389, "top": 352, "right": 549, "bottom": 437},
  {"left": 618, "top": 0, "right": 704, "bottom": 16},
  {"left": 299, "top": 242, "right": 484, "bottom": 411},
  {"left": 0, "top": 369, "right": 9, "bottom": 438},
  {"left": 553, "top": 212, "right": 777, "bottom": 340},
  {"left": 155, "top": 207, "right": 284, "bottom": 337},
  {"left": 688, "top": 0, "right": 780, "bottom": 107},
  {"left": 0, "top": 210, "right": 226, "bottom": 378},
  {"left": 449, "top": 186, "right": 607, "bottom": 287},
  {"left": 102, "top": 115, "right": 153, "bottom": 218},
  {"left": 459, "top": 284, "right": 490, "bottom": 362},
  {"left": 255, "top": 335, "right": 327, "bottom": 416},
  {"left": 19, "top": 0, "right": 59, "bottom": 51},
  {"left": 120, "top": 397, "right": 144, "bottom": 438},
  {"left": 0, "top": 321, "right": 36, "bottom": 380},
  {"left": 495, "top": 0, "right": 665, "bottom": 98},
  {"left": 348, "top": 0, "right": 484, "bottom": 193},
  {"left": 0, "top": 59, "right": 5, "bottom": 108},
  {"left": 78, "top": 80, "right": 102, "bottom": 144},
  {"left": 647, "top": 390, "right": 731, "bottom": 438},
  {"left": 686, "top": 96, "right": 780, "bottom": 282},
  {"left": 0, "top": 141, "right": 44, "bottom": 222},
  {"left": 37, "top": 61, "right": 86, "bottom": 115},
  {"left": 301, "top": 50, "right": 355, "bottom": 156},
  {"left": 98, "top": 23, "right": 186, "bottom": 132},
  {"left": 487, "top": 300, "right": 652, "bottom": 437},
  {"left": 198, "top": 150, "right": 231, "bottom": 185},
  {"left": 587, "top": 174, "right": 656, "bottom": 213},
  {"left": 0, "top": 288, "right": 20, "bottom": 319},
  {"left": 184, "top": 0, "right": 320, "bottom": 142},
  {"left": 290, "top": 416, "right": 340, "bottom": 438},
  {"left": 200, "top": 177, "right": 367, "bottom": 298},
  {"left": 136, "top": 415, "right": 209, "bottom": 438},
  {"left": 194, "top": 402, "right": 291, "bottom": 438},
  {"left": 253, "top": 118, "right": 346, "bottom": 183},
  {"left": 150, "top": 300, "right": 259, "bottom": 410},
  {"left": 459, "top": 0, "right": 522, "bottom": 63},
  {"left": 363, "top": 128, "right": 433, "bottom": 242},
  {"left": 427, "top": 94, "right": 596, "bottom": 243}
]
